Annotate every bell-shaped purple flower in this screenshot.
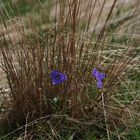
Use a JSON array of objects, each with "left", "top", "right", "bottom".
[
  {"left": 92, "top": 68, "right": 105, "bottom": 89},
  {"left": 50, "top": 70, "right": 67, "bottom": 85}
]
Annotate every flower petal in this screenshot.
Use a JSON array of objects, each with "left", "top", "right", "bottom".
[
  {"left": 92, "top": 68, "right": 99, "bottom": 77},
  {"left": 96, "top": 80, "right": 103, "bottom": 89},
  {"left": 99, "top": 73, "right": 105, "bottom": 80}
]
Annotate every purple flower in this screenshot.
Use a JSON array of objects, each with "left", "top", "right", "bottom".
[
  {"left": 92, "top": 68, "right": 105, "bottom": 89},
  {"left": 50, "top": 70, "right": 67, "bottom": 85}
]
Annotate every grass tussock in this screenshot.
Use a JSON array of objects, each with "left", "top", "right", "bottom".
[{"left": 0, "top": 0, "right": 140, "bottom": 139}]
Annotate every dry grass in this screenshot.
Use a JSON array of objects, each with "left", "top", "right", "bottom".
[{"left": 0, "top": 0, "right": 140, "bottom": 139}]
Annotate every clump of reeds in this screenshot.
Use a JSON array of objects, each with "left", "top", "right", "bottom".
[{"left": 0, "top": 0, "right": 139, "bottom": 139}]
